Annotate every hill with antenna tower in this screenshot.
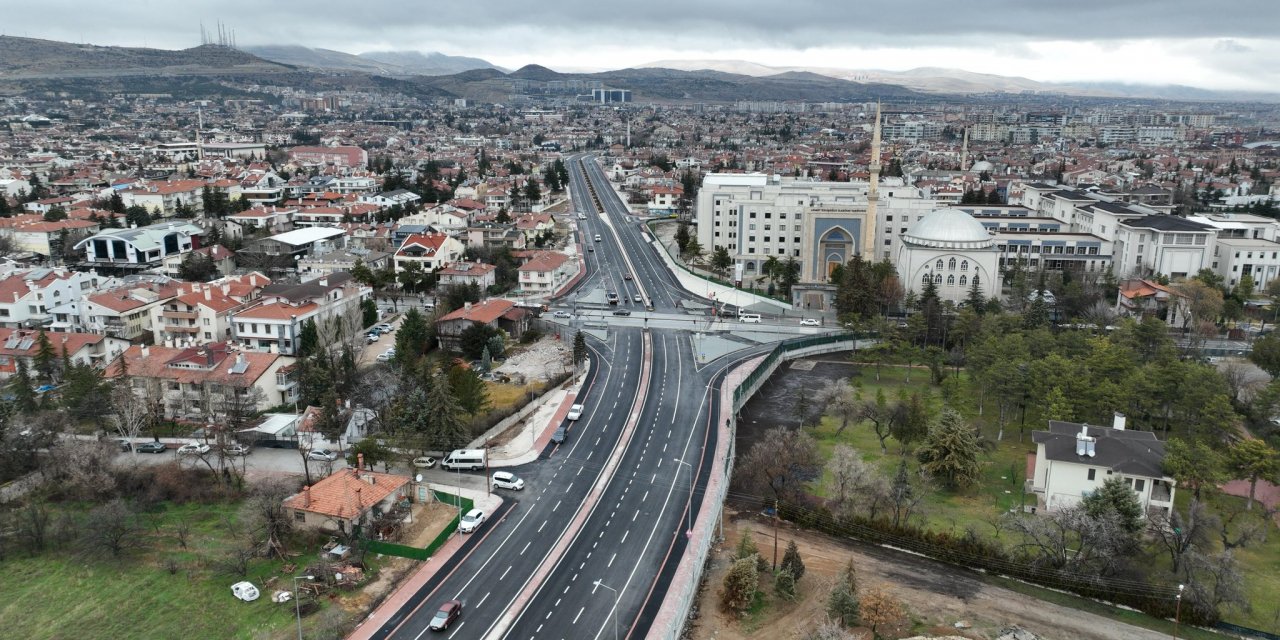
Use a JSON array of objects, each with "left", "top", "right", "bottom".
[{"left": 0, "top": 34, "right": 290, "bottom": 79}]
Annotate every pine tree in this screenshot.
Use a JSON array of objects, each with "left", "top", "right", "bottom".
[
  {"left": 774, "top": 567, "right": 797, "bottom": 600},
  {"left": 826, "top": 560, "right": 860, "bottom": 627},
  {"left": 721, "top": 556, "right": 759, "bottom": 613},
  {"left": 1081, "top": 476, "right": 1145, "bottom": 534},
  {"left": 916, "top": 409, "right": 983, "bottom": 489},
  {"left": 10, "top": 358, "right": 37, "bottom": 413},
  {"left": 33, "top": 330, "right": 56, "bottom": 383},
  {"left": 427, "top": 368, "right": 469, "bottom": 451},
  {"left": 572, "top": 332, "right": 587, "bottom": 367},
  {"left": 736, "top": 530, "right": 759, "bottom": 560},
  {"left": 780, "top": 540, "right": 805, "bottom": 583}
]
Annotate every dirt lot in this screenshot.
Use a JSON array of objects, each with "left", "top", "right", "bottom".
[
  {"left": 494, "top": 335, "right": 572, "bottom": 383},
  {"left": 689, "top": 510, "right": 1174, "bottom": 640},
  {"left": 336, "top": 500, "right": 458, "bottom": 616}
]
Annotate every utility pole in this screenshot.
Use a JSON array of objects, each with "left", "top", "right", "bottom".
[
  {"left": 1173, "top": 584, "right": 1185, "bottom": 639},
  {"left": 772, "top": 499, "right": 780, "bottom": 571}
]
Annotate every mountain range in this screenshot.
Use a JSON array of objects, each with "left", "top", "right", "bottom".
[
  {"left": 242, "top": 45, "right": 505, "bottom": 76},
  {"left": 1, "top": 35, "right": 1276, "bottom": 104}
]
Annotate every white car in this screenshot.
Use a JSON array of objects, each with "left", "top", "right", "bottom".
[
  {"left": 578, "top": 213, "right": 587, "bottom": 220},
  {"left": 799, "top": 318, "right": 820, "bottom": 326},
  {"left": 553, "top": 311, "right": 571, "bottom": 319},
  {"left": 458, "top": 508, "right": 486, "bottom": 533},
  {"left": 307, "top": 449, "right": 338, "bottom": 461},
  {"left": 376, "top": 323, "right": 394, "bottom": 333},
  {"left": 492, "top": 471, "right": 524, "bottom": 491},
  {"left": 375, "top": 348, "right": 396, "bottom": 362},
  {"left": 566, "top": 404, "right": 584, "bottom": 421},
  {"left": 413, "top": 456, "right": 437, "bottom": 469},
  {"left": 177, "top": 442, "right": 211, "bottom": 456},
  {"left": 231, "top": 581, "right": 260, "bottom": 602}
]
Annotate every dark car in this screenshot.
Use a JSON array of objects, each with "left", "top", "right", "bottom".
[
  {"left": 623, "top": 274, "right": 632, "bottom": 280},
  {"left": 551, "top": 424, "right": 568, "bottom": 444},
  {"left": 429, "top": 599, "right": 462, "bottom": 631},
  {"left": 612, "top": 309, "right": 631, "bottom": 316},
  {"left": 135, "top": 441, "right": 167, "bottom": 454}
]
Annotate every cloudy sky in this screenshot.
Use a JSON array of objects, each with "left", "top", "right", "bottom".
[{"left": 6, "top": 0, "right": 1279, "bottom": 90}]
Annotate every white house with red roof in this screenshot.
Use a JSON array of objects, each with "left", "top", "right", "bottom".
[
  {"left": 287, "top": 146, "right": 369, "bottom": 170},
  {"left": 226, "top": 206, "right": 296, "bottom": 236},
  {"left": 517, "top": 251, "right": 572, "bottom": 294},
  {"left": 437, "top": 261, "right": 497, "bottom": 290},
  {"left": 232, "top": 272, "right": 370, "bottom": 356},
  {"left": 150, "top": 281, "right": 252, "bottom": 346},
  {"left": 0, "top": 328, "right": 129, "bottom": 380},
  {"left": 514, "top": 213, "right": 554, "bottom": 245},
  {"left": 106, "top": 341, "right": 295, "bottom": 419},
  {"left": 394, "top": 232, "right": 464, "bottom": 274},
  {"left": 121, "top": 180, "right": 206, "bottom": 217},
  {"left": 0, "top": 215, "right": 99, "bottom": 257},
  {"left": 0, "top": 268, "right": 105, "bottom": 330},
  {"left": 77, "top": 280, "right": 181, "bottom": 340},
  {"left": 283, "top": 464, "right": 412, "bottom": 533}
]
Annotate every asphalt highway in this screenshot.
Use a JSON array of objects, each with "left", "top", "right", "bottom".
[{"left": 379, "top": 154, "right": 764, "bottom": 640}]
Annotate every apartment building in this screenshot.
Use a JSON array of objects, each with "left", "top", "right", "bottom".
[
  {"left": 232, "top": 273, "right": 370, "bottom": 356},
  {"left": 106, "top": 342, "right": 295, "bottom": 420},
  {"left": 150, "top": 282, "right": 250, "bottom": 347},
  {"left": 0, "top": 268, "right": 104, "bottom": 329},
  {"left": 0, "top": 328, "right": 129, "bottom": 380},
  {"left": 394, "top": 232, "right": 465, "bottom": 274},
  {"left": 74, "top": 221, "right": 205, "bottom": 270}
]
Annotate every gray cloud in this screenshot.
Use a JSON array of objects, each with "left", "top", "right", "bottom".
[{"left": 7, "top": 0, "right": 1280, "bottom": 53}]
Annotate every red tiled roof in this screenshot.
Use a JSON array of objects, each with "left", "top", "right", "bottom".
[
  {"left": 235, "top": 300, "right": 319, "bottom": 320},
  {"left": 105, "top": 342, "right": 281, "bottom": 385},
  {"left": 283, "top": 467, "right": 411, "bottom": 519},
  {"left": 0, "top": 328, "right": 103, "bottom": 358},
  {"left": 517, "top": 252, "right": 568, "bottom": 272},
  {"left": 438, "top": 298, "right": 515, "bottom": 325}
]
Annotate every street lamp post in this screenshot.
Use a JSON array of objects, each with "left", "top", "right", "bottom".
[
  {"left": 293, "top": 575, "right": 315, "bottom": 640},
  {"left": 453, "top": 462, "right": 464, "bottom": 524},
  {"left": 674, "top": 458, "right": 693, "bottom": 538},
  {"left": 593, "top": 579, "right": 619, "bottom": 640}
]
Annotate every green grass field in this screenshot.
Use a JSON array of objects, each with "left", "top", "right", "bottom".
[
  {"left": 0, "top": 501, "right": 338, "bottom": 640},
  {"left": 803, "top": 364, "right": 1277, "bottom": 634}
]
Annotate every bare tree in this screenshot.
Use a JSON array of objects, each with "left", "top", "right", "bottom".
[
  {"left": 1148, "top": 500, "right": 1218, "bottom": 574},
  {"left": 242, "top": 478, "right": 299, "bottom": 553},
  {"left": 818, "top": 381, "right": 861, "bottom": 435},
  {"left": 1004, "top": 505, "right": 1134, "bottom": 576},
  {"left": 1182, "top": 550, "right": 1251, "bottom": 621},
  {"left": 733, "top": 426, "right": 820, "bottom": 503},
  {"left": 110, "top": 381, "right": 150, "bottom": 459},
  {"left": 43, "top": 439, "right": 116, "bottom": 501},
  {"left": 1220, "top": 362, "right": 1265, "bottom": 404},
  {"left": 81, "top": 499, "right": 144, "bottom": 558},
  {"left": 825, "top": 444, "right": 888, "bottom": 519}
]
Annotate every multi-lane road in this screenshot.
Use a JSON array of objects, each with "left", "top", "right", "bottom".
[{"left": 372, "top": 154, "right": 777, "bottom": 640}]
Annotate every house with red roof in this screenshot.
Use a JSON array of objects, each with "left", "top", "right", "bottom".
[
  {"left": 79, "top": 281, "right": 182, "bottom": 340},
  {"left": 435, "top": 298, "right": 528, "bottom": 353},
  {"left": 105, "top": 341, "right": 295, "bottom": 419},
  {"left": 150, "top": 281, "right": 252, "bottom": 347},
  {"left": 436, "top": 261, "right": 496, "bottom": 290},
  {"left": 394, "top": 232, "right": 464, "bottom": 274},
  {"left": 121, "top": 180, "right": 206, "bottom": 217},
  {"left": 517, "top": 251, "right": 572, "bottom": 294},
  {"left": 231, "top": 272, "right": 370, "bottom": 356},
  {"left": 0, "top": 327, "right": 130, "bottom": 380},
  {"left": 1115, "top": 278, "right": 1187, "bottom": 327},
  {"left": 283, "top": 464, "right": 412, "bottom": 534},
  {"left": 0, "top": 268, "right": 106, "bottom": 329},
  {"left": 0, "top": 215, "right": 99, "bottom": 257}
]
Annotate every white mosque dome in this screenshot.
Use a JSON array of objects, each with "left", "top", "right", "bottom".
[
  {"left": 970, "top": 160, "right": 995, "bottom": 173},
  {"left": 901, "top": 208, "right": 995, "bottom": 249}
]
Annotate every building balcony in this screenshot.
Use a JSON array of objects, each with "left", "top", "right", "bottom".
[
  {"left": 161, "top": 310, "right": 198, "bottom": 320},
  {"left": 164, "top": 324, "right": 200, "bottom": 333}
]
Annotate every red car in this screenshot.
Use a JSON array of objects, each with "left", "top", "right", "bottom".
[{"left": 429, "top": 599, "right": 462, "bottom": 631}]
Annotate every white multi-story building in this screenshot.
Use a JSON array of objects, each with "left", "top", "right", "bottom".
[
  {"left": 150, "top": 282, "right": 252, "bottom": 347},
  {"left": 74, "top": 221, "right": 205, "bottom": 270},
  {"left": 0, "top": 268, "right": 104, "bottom": 329},
  {"left": 1113, "top": 215, "right": 1216, "bottom": 280},
  {"left": 231, "top": 273, "right": 370, "bottom": 356}
]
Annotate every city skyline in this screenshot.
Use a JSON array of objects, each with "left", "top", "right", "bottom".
[{"left": 3, "top": 0, "right": 1278, "bottom": 91}]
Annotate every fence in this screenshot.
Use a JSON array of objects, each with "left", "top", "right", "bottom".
[
  {"left": 361, "top": 491, "right": 474, "bottom": 561},
  {"left": 653, "top": 332, "right": 860, "bottom": 639}
]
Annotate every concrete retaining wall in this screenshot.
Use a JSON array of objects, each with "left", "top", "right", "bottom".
[{"left": 649, "top": 339, "right": 860, "bottom": 639}]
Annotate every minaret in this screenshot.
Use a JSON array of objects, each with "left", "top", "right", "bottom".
[
  {"left": 960, "top": 127, "right": 969, "bottom": 172},
  {"left": 863, "top": 102, "right": 882, "bottom": 259}
]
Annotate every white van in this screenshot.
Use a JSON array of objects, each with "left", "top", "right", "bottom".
[
  {"left": 441, "top": 449, "right": 487, "bottom": 471},
  {"left": 739, "top": 313, "right": 762, "bottom": 323},
  {"left": 594, "top": 234, "right": 602, "bottom": 242}
]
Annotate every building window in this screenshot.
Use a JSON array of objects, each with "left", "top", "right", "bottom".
[
  {"left": 294, "top": 511, "right": 306, "bottom": 522},
  {"left": 922, "top": 273, "right": 931, "bottom": 286},
  {"left": 1088, "top": 468, "right": 1096, "bottom": 481},
  {"left": 960, "top": 260, "right": 968, "bottom": 271},
  {"left": 948, "top": 258, "right": 956, "bottom": 270},
  {"left": 935, "top": 259, "right": 944, "bottom": 270},
  {"left": 973, "top": 275, "right": 980, "bottom": 286},
  {"left": 934, "top": 274, "right": 942, "bottom": 284},
  {"left": 959, "top": 275, "right": 967, "bottom": 286},
  {"left": 1134, "top": 479, "right": 1145, "bottom": 492},
  {"left": 946, "top": 275, "right": 955, "bottom": 285}
]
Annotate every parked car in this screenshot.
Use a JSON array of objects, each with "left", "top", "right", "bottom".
[
  {"left": 366, "top": 333, "right": 380, "bottom": 343},
  {"left": 413, "top": 456, "right": 437, "bottom": 469},
  {"left": 230, "top": 581, "right": 260, "bottom": 602},
  {"left": 376, "top": 323, "right": 394, "bottom": 333},
  {"left": 458, "top": 508, "right": 486, "bottom": 533},
  {"left": 307, "top": 449, "right": 338, "bottom": 461},
  {"left": 222, "top": 443, "right": 252, "bottom": 456},
  {"left": 492, "top": 471, "right": 524, "bottom": 490},
  {"left": 567, "top": 404, "right": 584, "bottom": 420},
  {"left": 177, "top": 442, "right": 211, "bottom": 456},
  {"left": 135, "top": 441, "right": 167, "bottom": 454},
  {"left": 375, "top": 348, "right": 396, "bottom": 362},
  {"left": 612, "top": 309, "right": 631, "bottom": 316},
  {"left": 429, "top": 600, "right": 462, "bottom": 631},
  {"left": 799, "top": 318, "right": 820, "bottom": 326},
  {"left": 551, "top": 425, "right": 568, "bottom": 444},
  {"left": 115, "top": 438, "right": 133, "bottom": 452}
]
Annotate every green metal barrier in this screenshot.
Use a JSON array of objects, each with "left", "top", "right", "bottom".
[{"left": 361, "top": 491, "right": 475, "bottom": 560}]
